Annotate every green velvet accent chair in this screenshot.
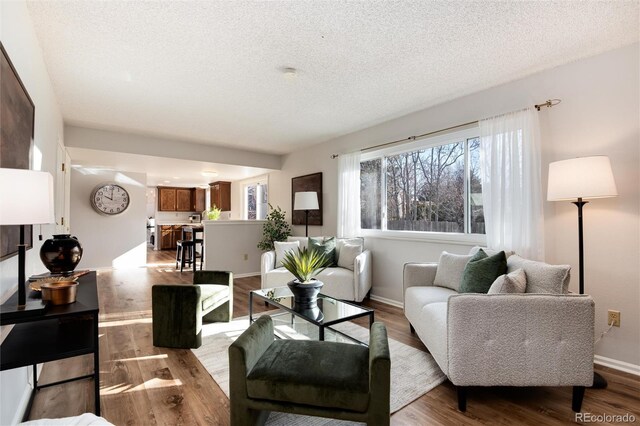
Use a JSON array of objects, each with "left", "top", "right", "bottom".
[
  {"left": 229, "top": 316, "right": 390, "bottom": 425},
  {"left": 152, "top": 270, "right": 233, "bottom": 349}
]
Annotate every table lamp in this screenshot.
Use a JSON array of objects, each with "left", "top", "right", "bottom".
[
  {"left": 547, "top": 155, "right": 617, "bottom": 389},
  {"left": 294, "top": 191, "right": 319, "bottom": 237},
  {"left": 0, "top": 168, "right": 55, "bottom": 318}
]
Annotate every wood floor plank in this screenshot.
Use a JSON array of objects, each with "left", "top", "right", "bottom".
[{"left": 26, "top": 247, "right": 640, "bottom": 425}]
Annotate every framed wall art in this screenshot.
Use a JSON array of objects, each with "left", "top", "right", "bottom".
[
  {"left": 1, "top": 42, "right": 35, "bottom": 260},
  {"left": 291, "top": 172, "right": 322, "bottom": 226}
]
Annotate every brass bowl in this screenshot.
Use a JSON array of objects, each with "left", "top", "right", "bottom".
[
  {"left": 30, "top": 276, "right": 78, "bottom": 292},
  {"left": 41, "top": 281, "right": 78, "bottom": 305}
]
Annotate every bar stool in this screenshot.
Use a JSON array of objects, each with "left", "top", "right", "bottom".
[
  {"left": 176, "top": 240, "right": 196, "bottom": 272},
  {"left": 193, "top": 239, "right": 204, "bottom": 271}
]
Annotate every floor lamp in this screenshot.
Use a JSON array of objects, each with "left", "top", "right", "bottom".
[
  {"left": 294, "top": 191, "right": 319, "bottom": 237},
  {"left": 547, "top": 156, "right": 618, "bottom": 389},
  {"left": 0, "top": 168, "right": 55, "bottom": 320}
]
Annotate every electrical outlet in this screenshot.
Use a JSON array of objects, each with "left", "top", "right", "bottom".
[
  {"left": 608, "top": 310, "right": 620, "bottom": 327},
  {"left": 243, "top": 254, "right": 248, "bottom": 261}
]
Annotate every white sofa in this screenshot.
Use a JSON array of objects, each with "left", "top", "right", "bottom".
[
  {"left": 261, "top": 237, "right": 372, "bottom": 302},
  {"left": 403, "top": 247, "right": 595, "bottom": 412}
]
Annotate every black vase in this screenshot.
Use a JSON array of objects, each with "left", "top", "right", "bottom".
[
  {"left": 287, "top": 279, "right": 323, "bottom": 309},
  {"left": 40, "top": 234, "right": 83, "bottom": 275}
]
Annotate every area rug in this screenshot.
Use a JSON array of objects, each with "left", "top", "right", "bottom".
[{"left": 191, "top": 316, "right": 446, "bottom": 425}]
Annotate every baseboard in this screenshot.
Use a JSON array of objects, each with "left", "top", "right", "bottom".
[
  {"left": 13, "top": 376, "right": 32, "bottom": 425},
  {"left": 234, "top": 272, "right": 260, "bottom": 279},
  {"left": 594, "top": 355, "right": 640, "bottom": 376},
  {"left": 369, "top": 294, "right": 404, "bottom": 309}
]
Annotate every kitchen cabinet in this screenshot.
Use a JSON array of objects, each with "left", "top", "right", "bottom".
[
  {"left": 193, "top": 188, "right": 206, "bottom": 212},
  {"left": 159, "top": 225, "right": 175, "bottom": 249},
  {"left": 159, "top": 225, "right": 186, "bottom": 249},
  {"left": 158, "top": 187, "right": 177, "bottom": 211},
  {"left": 176, "top": 188, "right": 192, "bottom": 211},
  {"left": 210, "top": 181, "right": 231, "bottom": 211},
  {"left": 158, "top": 186, "right": 201, "bottom": 212}
]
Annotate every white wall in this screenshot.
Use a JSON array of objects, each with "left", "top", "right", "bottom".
[
  {"left": 268, "top": 44, "right": 640, "bottom": 367},
  {"left": 203, "top": 220, "right": 264, "bottom": 276},
  {"left": 0, "top": 1, "right": 66, "bottom": 423},
  {"left": 70, "top": 170, "right": 147, "bottom": 269}
]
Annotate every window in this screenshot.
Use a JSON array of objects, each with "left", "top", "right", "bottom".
[
  {"left": 244, "top": 182, "right": 268, "bottom": 220},
  {"left": 360, "top": 128, "right": 484, "bottom": 235}
]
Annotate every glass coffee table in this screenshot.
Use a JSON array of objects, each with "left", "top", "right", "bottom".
[{"left": 249, "top": 286, "right": 374, "bottom": 346}]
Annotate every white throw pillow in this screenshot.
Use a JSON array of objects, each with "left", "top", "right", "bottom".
[
  {"left": 433, "top": 252, "right": 473, "bottom": 291},
  {"left": 274, "top": 241, "right": 300, "bottom": 268},
  {"left": 337, "top": 243, "right": 363, "bottom": 271},
  {"left": 507, "top": 255, "right": 571, "bottom": 294},
  {"left": 488, "top": 268, "right": 527, "bottom": 294},
  {"left": 287, "top": 236, "right": 308, "bottom": 250}
]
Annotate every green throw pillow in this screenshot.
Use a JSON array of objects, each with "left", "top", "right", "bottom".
[
  {"left": 459, "top": 249, "right": 507, "bottom": 293},
  {"left": 309, "top": 237, "right": 336, "bottom": 267}
]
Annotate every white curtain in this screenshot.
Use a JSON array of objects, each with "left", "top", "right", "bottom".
[
  {"left": 337, "top": 151, "right": 361, "bottom": 238},
  {"left": 479, "top": 108, "right": 544, "bottom": 260}
]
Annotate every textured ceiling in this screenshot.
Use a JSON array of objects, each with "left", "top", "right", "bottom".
[{"left": 27, "top": 1, "right": 638, "bottom": 155}]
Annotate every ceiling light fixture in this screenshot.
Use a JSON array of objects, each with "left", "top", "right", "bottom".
[
  {"left": 282, "top": 67, "right": 298, "bottom": 80},
  {"left": 201, "top": 171, "right": 218, "bottom": 177}
]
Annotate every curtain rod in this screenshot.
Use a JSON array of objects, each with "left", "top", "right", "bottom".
[{"left": 329, "top": 98, "right": 561, "bottom": 159}]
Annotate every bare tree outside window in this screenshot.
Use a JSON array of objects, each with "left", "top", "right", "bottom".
[{"left": 360, "top": 135, "right": 485, "bottom": 235}]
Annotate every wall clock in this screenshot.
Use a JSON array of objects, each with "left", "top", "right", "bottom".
[{"left": 91, "top": 183, "right": 130, "bottom": 215}]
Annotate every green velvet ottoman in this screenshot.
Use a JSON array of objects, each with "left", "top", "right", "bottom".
[
  {"left": 229, "top": 316, "right": 391, "bottom": 425},
  {"left": 152, "top": 270, "right": 233, "bottom": 349}
]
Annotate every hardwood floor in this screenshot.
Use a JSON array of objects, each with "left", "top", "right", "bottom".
[{"left": 28, "top": 248, "right": 640, "bottom": 425}]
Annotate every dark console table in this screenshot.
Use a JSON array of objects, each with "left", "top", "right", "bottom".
[{"left": 0, "top": 271, "right": 100, "bottom": 418}]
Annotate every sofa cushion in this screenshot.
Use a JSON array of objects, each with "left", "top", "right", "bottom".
[
  {"left": 433, "top": 252, "right": 473, "bottom": 291},
  {"left": 275, "top": 240, "right": 300, "bottom": 268},
  {"left": 337, "top": 243, "right": 362, "bottom": 270},
  {"left": 247, "top": 339, "right": 370, "bottom": 412},
  {"left": 459, "top": 249, "right": 507, "bottom": 294},
  {"left": 199, "top": 284, "right": 230, "bottom": 312},
  {"left": 469, "top": 246, "right": 515, "bottom": 258},
  {"left": 507, "top": 255, "right": 570, "bottom": 294},
  {"left": 418, "top": 302, "right": 449, "bottom": 375},
  {"left": 309, "top": 237, "right": 337, "bottom": 266},
  {"left": 488, "top": 268, "right": 527, "bottom": 294},
  {"left": 404, "top": 286, "right": 456, "bottom": 327}
]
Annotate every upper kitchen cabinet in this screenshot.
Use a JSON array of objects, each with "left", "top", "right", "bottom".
[
  {"left": 210, "top": 181, "right": 231, "bottom": 211},
  {"left": 193, "top": 188, "right": 206, "bottom": 212},
  {"left": 158, "top": 187, "right": 177, "bottom": 211},
  {"left": 176, "top": 188, "right": 193, "bottom": 211}
]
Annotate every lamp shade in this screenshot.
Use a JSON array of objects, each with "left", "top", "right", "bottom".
[
  {"left": 294, "top": 191, "right": 319, "bottom": 210},
  {"left": 547, "top": 156, "right": 618, "bottom": 201},
  {"left": 0, "top": 168, "right": 55, "bottom": 225}
]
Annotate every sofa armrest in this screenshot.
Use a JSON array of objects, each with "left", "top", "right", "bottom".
[
  {"left": 447, "top": 294, "right": 594, "bottom": 387},
  {"left": 369, "top": 322, "right": 390, "bottom": 412},
  {"left": 152, "top": 284, "right": 203, "bottom": 348},
  {"left": 353, "top": 249, "right": 372, "bottom": 302},
  {"left": 403, "top": 262, "right": 438, "bottom": 294},
  {"left": 261, "top": 251, "right": 276, "bottom": 288},
  {"left": 229, "top": 316, "right": 274, "bottom": 398}
]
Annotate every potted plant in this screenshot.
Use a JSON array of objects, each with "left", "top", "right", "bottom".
[
  {"left": 203, "top": 206, "right": 222, "bottom": 220},
  {"left": 257, "top": 204, "right": 291, "bottom": 251},
  {"left": 281, "top": 247, "right": 328, "bottom": 308}
]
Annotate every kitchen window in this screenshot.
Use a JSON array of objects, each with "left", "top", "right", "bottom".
[
  {"left": 360, "top": 128, "right": 484, "bottom": 238},
  {"left": 244, "top": 181, "right": 268, "bottom": 220}
]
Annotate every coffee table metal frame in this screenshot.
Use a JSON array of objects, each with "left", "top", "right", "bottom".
[{"left": 249, "top": 286, "right": 374, "bottom": 345}]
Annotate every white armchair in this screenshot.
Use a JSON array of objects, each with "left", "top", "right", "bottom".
[{"left": 260, "top": 237, "right": 372, "bottom": 302}]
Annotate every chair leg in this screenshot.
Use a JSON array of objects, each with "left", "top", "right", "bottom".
[
  {"left": 457, "top": 386, "right": 467, "bottom": 412},
  {"left": 175, "top": 245, "right": 181, "bottom": 269},
  {"left": 180, "top": 246, "right": 187, "bottom": 272},
  {"left": 572, "top": 386, "right": 585, "bottom": 412}
]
